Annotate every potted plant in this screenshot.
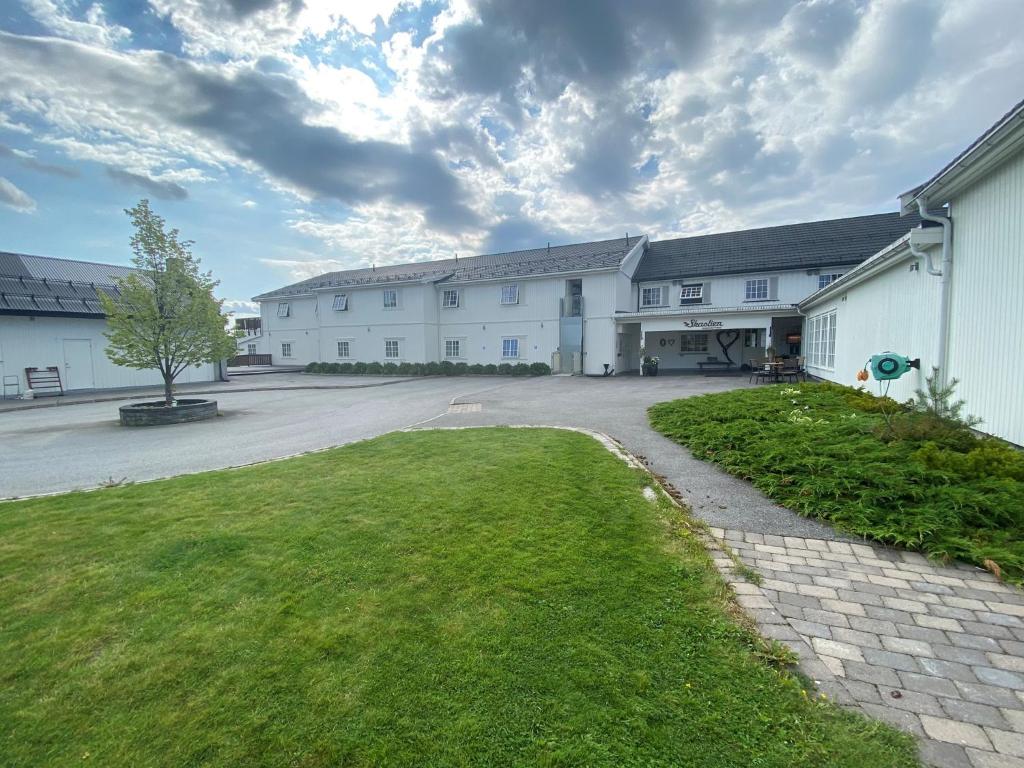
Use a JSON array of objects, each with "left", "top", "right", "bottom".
[{"left": 642, "top": 354, "right": 660, "bottom": 377}]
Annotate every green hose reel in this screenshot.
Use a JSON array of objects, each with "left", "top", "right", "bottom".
[{"left": 870, "top": 352, "right": 920, "bottom": 381}]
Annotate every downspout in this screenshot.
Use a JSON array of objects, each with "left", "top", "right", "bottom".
[{"left": 914, "top": 197, "right": 953, "bottom": 385}]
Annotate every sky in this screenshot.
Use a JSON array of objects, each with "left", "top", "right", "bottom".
[{"left": 0, "top": 1, "right": 1021, "bottom": 317}]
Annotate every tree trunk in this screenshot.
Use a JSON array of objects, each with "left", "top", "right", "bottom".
[{"left": 163, "top": 372, "right": 174, "bottom": 406}]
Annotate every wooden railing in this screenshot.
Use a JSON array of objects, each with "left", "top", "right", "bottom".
[{"left": 228, "top": 354, "right": 273, "bottom": 367}]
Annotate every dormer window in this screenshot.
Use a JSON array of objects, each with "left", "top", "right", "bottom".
[
  {"left": 332, "top": 294, "right": 348, "bottom": 311},
  {"left": 679, "top": 284, "right": 703, "bottom": 305}
]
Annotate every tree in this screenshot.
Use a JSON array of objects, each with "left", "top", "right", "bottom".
[{"left": 100, "top": 200, "right": 236, "bottom": 405}]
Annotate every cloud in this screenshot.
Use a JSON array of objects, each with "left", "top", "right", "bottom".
[
  {"left": 105, "top": 167, "right": 189, "bottom": 200},
  {"left": 223, "top": 298, "right": 260, "bottom": 314},
  {"left": 0, "top": 176, "right": 37, "bottom": 212},
  {"left": 242, "top": 199, "right": 258, "bottom": 207},
  {"left": 0, "top": 143, "right": 79, "bottom": 178},
  {"left": 22, "top": 0, "right": 131, "bottom": 47}
]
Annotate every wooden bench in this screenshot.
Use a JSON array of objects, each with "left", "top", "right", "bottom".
[{"left": 696, "top": 359, "right": 735, "bottom": 372}]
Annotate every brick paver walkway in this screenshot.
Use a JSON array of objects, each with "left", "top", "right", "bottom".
[{"left": 709, "top": 528, "right": 1024, "bottom": 768}]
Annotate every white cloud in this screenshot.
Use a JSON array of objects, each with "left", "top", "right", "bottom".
[
  {"left": 0, "top": 176, "right": 37, "bottom": 212},
  {"left": 22, "top": 0, "right": 131, "bottom": 47},
  {"left": 242, "top": 199, "right": 257, "bottom": 208}
]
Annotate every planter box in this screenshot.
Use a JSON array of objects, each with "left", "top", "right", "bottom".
[
  {"left": 119, "top": 399, "right": 218, "bottom": 427},
  {"left": 642, "top": 365, "right": 659, "bottom": 377}
]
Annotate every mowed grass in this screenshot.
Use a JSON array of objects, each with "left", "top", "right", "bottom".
[{"left": 1, "top": 428, "right": 916, "bottom": 767}]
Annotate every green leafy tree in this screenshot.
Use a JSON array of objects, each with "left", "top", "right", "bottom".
[{"left": 100, "top": 200, "right": 236, "bottom": 405}]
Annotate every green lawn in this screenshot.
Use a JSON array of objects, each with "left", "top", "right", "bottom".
[
  {"left": 1, "top": 428, "right": 915, "bottom": 767},
  {"left": 649, "top": 383, "right": 1024, "bottom": 582}
]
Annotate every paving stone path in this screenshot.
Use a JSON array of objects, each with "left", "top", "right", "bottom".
[{"left": 707, "top": 528, "right": 1024, "bottom": 768}]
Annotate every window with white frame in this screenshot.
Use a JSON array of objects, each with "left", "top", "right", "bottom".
[
  {"left": 818, "top": 273, "right": 843, "bottom": 290},
  {"left": 384, "top": 339, "right": 400, "bottom": 359},
  {"left": 500, "top": 284, "right": 519, "bottom": 305},
  {"left": 679, "top": 284, "right": 703, "bottom": 305},
  {"left": 444, "top": 339, "right": 462, "bottom": 359},
  {"left": 281, "top": 342, "right": 292, "bottom": 357},
  {"left": 679, "top": 333, "right": 708, "bottom": 353},
  {"left": 277, "top": 302, "right": 290, "bottom": 317},
  {"left": 247, "top": 343, "right": 256, "bottom": 356},
  {"left": 745, "top": 278, "right": 769, "bottom": 301},
  {"left": 332, "top": 294, "right": 348, "bottom": 311},
  {"left": 442, "top": 289, "right": 460, "bottom": 308},
  {"left": 336, "top": 340, "right": 351, "bottom": 358},
  {"left": 807, "top": 310, "right": 837, "bottom": 369},
  {"left": 501, "top": 337, "right": 520, "bottom": 359},
  {"left": 641, "top": 286, "right": 663, "bottom": 307},
  {"left": 383, "top": 288, "right": 398, "bottom": 308}
]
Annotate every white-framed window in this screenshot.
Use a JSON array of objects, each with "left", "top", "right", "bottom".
[
  {"left": 247, "top": 343, "right": 256, "bottom": 356},
  {"left": 384, "top": 339, "right": 401, "bottom": 359},
  {"left": 442, "top": 289, "right": 460, "bottom": 308},
  {"left": 500, "top": 284, "right": 519, "bottom": 305},
  {"left": 281, "top": 342, "right": 293, "bottom": 358},
  {"left": 818, "top": 273, "right": 843, "bottom": 290},
  {"left": 332, "top": 294, "right": 348, "bottom": 311},
  {"left": 679, "top": 284, "right": 703, "bottom": 305},
  {"left": 679, "top": 333, "right": 708, "bottom": 353},
  {"left": 277, "top": 302, "right": 290, "bottom": 317},
  {"left": 501, "top": 337, "right": 520, "bottom": 359},
  {"left": 336, "top": 340, "right": 351, "bottom": 358},
  {"left": 444, "top": 339, "right": 462, "bottom": 359},
  {"left": 745, "top": 279, "right": 769, "bottom": 301},
  {"left": 383, "top": 288, "right": 398, "bottom": 308},
  {"left": 807, "top": 310, "right": 837, "bottom": 369},
  {"left": 641, "top": 286, "right": 663, "bottom": 307}
]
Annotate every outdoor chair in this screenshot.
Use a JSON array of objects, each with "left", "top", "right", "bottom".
[
  {"left": 749, "top": 359, "right": 773, "bottom": 384},
  {"left": 780, "top": 357, "right": 803, "bottom": 383}
]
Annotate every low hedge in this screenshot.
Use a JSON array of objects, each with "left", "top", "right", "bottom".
[{"left": 305, "top": 361, "right": 550, "bottom": 377}]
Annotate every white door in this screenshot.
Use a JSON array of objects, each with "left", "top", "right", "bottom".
[{"left": 62, "top": 339, "right": 95, "bottom": 390}]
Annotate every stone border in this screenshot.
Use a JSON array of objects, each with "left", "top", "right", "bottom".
[{"left": 119, "top": 399, "right": 218, "bottom": 427}]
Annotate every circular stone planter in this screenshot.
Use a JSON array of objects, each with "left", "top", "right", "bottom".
[{"left": 119, "top": 398, "right": 218, "bottom": 427}]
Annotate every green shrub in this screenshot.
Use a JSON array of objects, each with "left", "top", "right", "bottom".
[
  {"left": 338, "top": 362, "right": 354, "bottom": 374},
  {"left": 648, "top": 382, "right": 1024, "bottom": 582},
  {"left": 365, "top": 362, "right": 383, "bottom": 374},
  {"left": 483, "top": 364, "right": 498, "bottom": 375},
  {"left": 352, "top": 362, "right": 368, "bottom": 374},
  {"left": 425, "top": 362, "right": 442, "bottom": 376},
  {"left": 468, "top": 364, "right": 485, "bottom": 375},
  {"left": 326, "top": 363, "right": 342, "bottom": 374},
  {"left": 511, "top": 363, "right": 530, "bottom": 376},
  {"left": 439, "top": 360, "right": 455, "bottom": 376},
  {"left": 382, "top": 362, "right": 399, "bottom": 375},
  {"left": 497, "top": 363, "right": 513, "bottom": 375},
  {"left": 304, "top": 362, "right": 319, "bottom": 373},
  {"left": 454, "top": 362, "right": 469, "bottom": 376},
  {"left": 529, "top": 362, "right": 551, "bottom": 376},
  {"left": 410, "top": 363, "right": 426, "bottom": 376},
  {"left": 397, "top": 362, "right": 412, "bottom": 375}
]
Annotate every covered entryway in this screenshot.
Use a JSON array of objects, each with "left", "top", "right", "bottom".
[{"left": 62, "top": 339, "right": 95, "bottom": 390}]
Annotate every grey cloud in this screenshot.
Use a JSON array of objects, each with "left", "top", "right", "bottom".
[
  {"left": 564, "top": 100, "right": 652, "bottom": 198},
  {"left": 223, "top": 0, "right": 303, "bottom": 19},
  {"left": 0, "top": 143, "right": 79, "bottom": 178},
  {"left": 484, "top": 216, "right": 572, "bottom": 254},
  {"left": 0, "top": 176, "right": 36, "bottom": 212},
  {"left": 105, "top": 167, "right": 188, "bottom": 200},
  {"left": 783, "top": 0, "right": 862, "bottom": 66}
]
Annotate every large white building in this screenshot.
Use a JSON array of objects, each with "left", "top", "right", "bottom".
[
  {"left": 801, "top": 98, "right": 1024, "bottom": 446},
  {"left": 0, "top": 252, "right": 219, "bottom": 395},
  {"left": 254, "top": 214, "right": 920, "bottom": 376}
]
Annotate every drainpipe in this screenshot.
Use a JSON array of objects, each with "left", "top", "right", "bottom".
[{"left": 914, "top": 197, "right": 952, "bottom": 385}]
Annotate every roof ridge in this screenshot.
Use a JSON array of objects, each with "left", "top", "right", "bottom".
[
  {"left": 2, "top": 250, "right": 135, "bottom": 272},
  {"left": 650, "top": 212, "right": 900, "bottom": 246}
]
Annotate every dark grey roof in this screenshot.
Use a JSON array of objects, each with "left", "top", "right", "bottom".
[
  {"left": 0, "top": 251, "right": 134, "bottom": 317},
  {"left": 634, "top": 212, "right": 924, "bottom": 282},
  {"left": 254, "top": 236, "right": 644, "bottom": 300}
]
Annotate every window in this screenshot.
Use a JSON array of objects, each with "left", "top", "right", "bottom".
[
  {"left": 500, "top": 284, "right": 519, "bottom": 305},
  {"left": 501, "top": 337, "right": 520, "bottom": 359},
  {"left": 679, "top": 333, "right": 708, "bottom": 353},
  {"left": 383, "top": 289, "right": 398, "bottom": 308},
  {"left": 641, "top": 286, "right": 663, "bottom": 307},
  {"left": 745, "top": 279, "right": 769, "bottom": 301},
  {"left": 442, "top": 289, "right": 460, "bottom": 308},
  {"left": 277, "top": 302, "right": 290, "bottom": 317},
  {"left": 281, "top": 342, "right": 292, "bottom": 358},
  {"left": 445, "top": 339, "right": 462, "bottom": 359},
  {"left": 384, "top": 339, "right": 400, "bottom": 359},
  {"left": 332, "top": 294, "right": 348, "bottom": 311},
  {"left": 679, "top": 284, "right": 703, "bottom": 305},
  {"left": 807, "top": 310, "right": 837, "bottom": 369},
  {"left": 247, "top": 343, "right": 256, "bottom": 356},
  {"left": 336, "top": 340, "right": 351, "bottom": 358},
  {"left": 818, "top": 273, "right": 843, "bottom": 290}
]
